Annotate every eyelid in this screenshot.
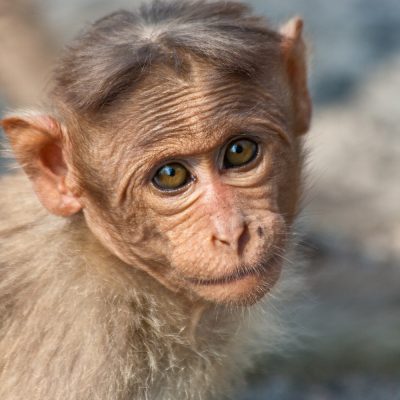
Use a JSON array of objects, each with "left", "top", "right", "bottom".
[
  {"left": 152, "top": 175, "right": 196, "bottom": 196},
  {"left": 219, "top": 134, "right": 260, "bottom": 155},
  {"left": 149, "top": 159, "right": 191, "bottom": 182},
  {"left": 153, "top": 178, "right": 193, "bottom": 193}
]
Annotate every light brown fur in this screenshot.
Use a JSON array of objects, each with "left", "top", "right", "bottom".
[
  {"left": 0, "top": 173, "right": 295, "bottom": 400},
  {"left": 0, "top": 2, "right": 311, "bottom": 398}
]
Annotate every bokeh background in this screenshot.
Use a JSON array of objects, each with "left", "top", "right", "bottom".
[{"left": 1, "top": 1, "right": 399, "bottom": 399}]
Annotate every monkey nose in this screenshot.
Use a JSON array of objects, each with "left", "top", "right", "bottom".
[{"left": 210, "top": 215, "right": 249, "bottom": 255}]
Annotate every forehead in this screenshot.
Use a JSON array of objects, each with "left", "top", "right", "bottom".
[{"left": 112, "top": 61, "right": 288, "bottom": 156}]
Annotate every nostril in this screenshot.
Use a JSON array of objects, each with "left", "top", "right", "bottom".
[
  {"left": 212, "top": 236, "right": 230, "bottom": 247},
  {"left": 237, "top": 224, "right": 250, "bottom": 256},
  {"left": 257, "top": 226, "right": 264, "bottom": 238}
]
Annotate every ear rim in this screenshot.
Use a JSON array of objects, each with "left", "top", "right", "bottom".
[
  {"left": 280, "top": 17, "right": 312, "bottom": 135},
  {"left": 1, "top": 112, "right": 83, "bottom": 217},
  {"left": 280, "top": 17, "right": 304, "bottom": 50}
]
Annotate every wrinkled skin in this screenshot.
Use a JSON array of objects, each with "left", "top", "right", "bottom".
[
  {"left": 2, "top": 19, "right": 309, "bottom": 306},
  {"left": 74, "top": 62, "right": 303, "bottom": 305}
]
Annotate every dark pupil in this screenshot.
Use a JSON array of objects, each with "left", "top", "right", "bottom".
[
  {"left": 231, "top": 144, "right": 243, "bottom": 154},
  {"left": 164, "top": 166, "right": 176, "bottom": 176}
]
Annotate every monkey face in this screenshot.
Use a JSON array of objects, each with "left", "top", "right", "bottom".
[{"left": 79, "top": 65, "right": 302, "bottom": 305}]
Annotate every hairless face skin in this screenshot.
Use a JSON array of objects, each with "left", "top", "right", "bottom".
[{"left": 78, "top": 60, "right": 302, "bottom": 305}]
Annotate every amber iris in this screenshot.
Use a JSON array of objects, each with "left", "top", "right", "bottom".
[
  {"left": 153, "top": 163, "right": 190, "bottom": 190},
  {"left": 224, "top": 139, "right": 257, "bottom": 168}
]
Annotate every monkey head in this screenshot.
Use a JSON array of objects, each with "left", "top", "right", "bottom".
[{"left": 1, "top": 4, "right": 311, "bottom": 305}]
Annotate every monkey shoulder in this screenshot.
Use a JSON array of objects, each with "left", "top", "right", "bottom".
[{"left": 0, "top": 172, "right": 262, "bottom": 399}]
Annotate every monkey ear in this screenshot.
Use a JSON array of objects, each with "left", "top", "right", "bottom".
[
  {"left": 280, "top": 17, "right": 312, "bottom": 135},
  {"left": 1, "top": 114, "right": 82, "bottom": 216}
]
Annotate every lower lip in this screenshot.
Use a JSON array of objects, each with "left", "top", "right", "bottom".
[
  {"left": 188, "top": 271, "right": 258, "bottom": 286},
  {"left": 185, "top": 261, "right": 273, "bottom": 287}
]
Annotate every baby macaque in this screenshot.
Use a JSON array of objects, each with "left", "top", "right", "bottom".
[{"left": 0, "top": 1, "right": 311, "bottom": 399}]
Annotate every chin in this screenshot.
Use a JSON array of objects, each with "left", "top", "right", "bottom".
[{"left": 189, "top": 261, "right": 282, "bottom": 306}]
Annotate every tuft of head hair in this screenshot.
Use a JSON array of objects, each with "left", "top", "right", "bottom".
[{"left": 53, "top": 0, "right": 282, "bottom": 114}]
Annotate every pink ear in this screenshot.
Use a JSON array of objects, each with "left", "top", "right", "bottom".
[
  {"left": 280, "top": 17, "right": 312, "bottom": 135},
  {"left": 1, "top": 114, "right": 82, "bottom": 216}
]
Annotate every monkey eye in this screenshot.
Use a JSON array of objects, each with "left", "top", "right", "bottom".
[
  {"left": 152, "top": 163, "right": 191, "bottom": 191},
  {"left": 223, "top": 138, "right": 258, "bottom": 169}
]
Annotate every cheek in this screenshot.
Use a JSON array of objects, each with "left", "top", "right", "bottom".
[
  {"left": 169, "top": 215, "right": 214, "bottom": 272},
  {"left": 274, "top": 146, "right": 303, "bottom": 222},
  {"left": 85, "top": 204, "right": 172, "bottom": 271}
]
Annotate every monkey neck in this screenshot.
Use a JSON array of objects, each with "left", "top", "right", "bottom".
[
  {"left": 0, "top": 173, "right": 273, "bottom": 399},
  {"left": 64, "top": 213, "right": 239, "bottom": 339}
]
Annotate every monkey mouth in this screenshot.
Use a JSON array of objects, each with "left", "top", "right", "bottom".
[{"left": 185, "top": 254, "right": 280, "bottom": 286}]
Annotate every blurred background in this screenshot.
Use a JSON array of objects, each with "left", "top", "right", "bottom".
[{"left": 0, "top": 0, "right": 399, "bottom": 399}]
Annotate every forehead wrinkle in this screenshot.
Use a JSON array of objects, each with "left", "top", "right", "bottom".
[
  {"left": 135, "top": 80, "right": 245, "bottom": 130},
  {"left": 128, "top": 107, "right": 286, "bottom": 163},
  {"left": 137, "top": 89, "right": 278, "bottom": 146},
  {"left": 116, "top": 62, "right": 287, "bottom": 155}
]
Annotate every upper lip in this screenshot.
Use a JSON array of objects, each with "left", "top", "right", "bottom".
[{"left": 185, "top": 254, "right": 278, "bottom": 286}]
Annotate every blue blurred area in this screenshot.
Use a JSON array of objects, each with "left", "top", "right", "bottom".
[{"left": 248, "top": 0, "right": 400, "bottom": 103}]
